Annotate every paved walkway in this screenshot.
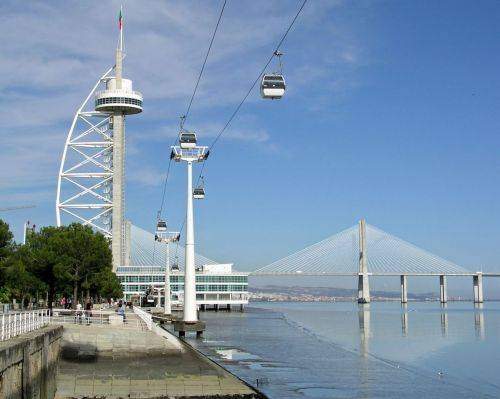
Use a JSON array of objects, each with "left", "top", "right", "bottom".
[{"left": 55, "top": 314, "right": 258, "bottom": 398}]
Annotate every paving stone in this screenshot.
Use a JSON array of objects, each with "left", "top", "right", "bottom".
[{"left": 56, "top": 320, "right": 257, "bottom": 398}]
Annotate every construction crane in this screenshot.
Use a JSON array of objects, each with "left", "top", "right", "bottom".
[{"left": 0, "top": 205, "right": 36, "bottom": 212}]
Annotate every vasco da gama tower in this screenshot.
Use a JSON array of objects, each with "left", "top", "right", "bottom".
[{"left": 56, "top": 10, "right": 143, "bottom": 270}]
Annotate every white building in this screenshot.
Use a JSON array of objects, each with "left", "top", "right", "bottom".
[{"left": 116, "top": 224, "right": 249, "bottom": 309}]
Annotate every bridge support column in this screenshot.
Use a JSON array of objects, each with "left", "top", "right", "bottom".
[
  {"left": 473, "top": 273, "right": 483, "bottom": 303},
  {"left": 439, "top": 275, "right": 447, "bottom": 303},
  {"left": 357, "top": 219, "right": 370, "bottom": 304},
  {"left": 400, "top": 275, "right": 408, "bottom": 304},
  {"left": 358, "top": 274, "right": 370, "bottom": 304}
]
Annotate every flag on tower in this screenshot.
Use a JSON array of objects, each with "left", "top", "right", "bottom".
[{"left": 118, "top": 8, "right": 123, "bottom": 30}]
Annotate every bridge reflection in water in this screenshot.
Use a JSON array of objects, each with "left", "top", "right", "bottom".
[{"left": 353, "top": 302, "right": 487, "bottom": 359}]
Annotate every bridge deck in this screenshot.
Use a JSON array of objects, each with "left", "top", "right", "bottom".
[{"left": 251, "top": 272, "right": 499, "bottom": 277}]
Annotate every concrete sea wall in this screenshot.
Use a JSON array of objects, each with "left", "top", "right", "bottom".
[{"left": 0, "top": 325, "right": 63, "bottom": 399}]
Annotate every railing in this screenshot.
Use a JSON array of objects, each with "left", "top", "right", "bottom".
[
  {"left": 95, "top": 89, "right": 143, "bottom": 98},
  {"left": 132, "top": 306, "right": 153, "bottom": 330},
  {"left": 0, "top": 310, "right": 50, "bottom": 341},
  {"left": 49, "top": 313, "right": 144, "bottom": 329}
]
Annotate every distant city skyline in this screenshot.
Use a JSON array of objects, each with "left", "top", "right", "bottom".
[{"left": 1, "top": 1, "right": 500, "bottom": 280}]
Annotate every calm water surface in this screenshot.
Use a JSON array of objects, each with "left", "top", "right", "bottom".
[{"left": 188, "top": 301, "right": 500, "bottom": 398}]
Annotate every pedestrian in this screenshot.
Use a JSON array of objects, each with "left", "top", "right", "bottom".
[
  {"left": 75, "top": 301, "right": 83, "bottom": 324},
  {"left": 85, "top": 300, "right": 93, "bottom": 325},
  {"left": 117, "top": 302, "right": 126, "bottom": 321}
]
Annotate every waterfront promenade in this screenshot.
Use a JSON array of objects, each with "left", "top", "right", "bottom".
[{"left": 55, "top": 311, "right": 260, "bottom": 398}]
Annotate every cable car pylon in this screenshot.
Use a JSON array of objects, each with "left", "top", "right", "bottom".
[{"left": 170, "top": 132, "right": 209, "bottom": 336}]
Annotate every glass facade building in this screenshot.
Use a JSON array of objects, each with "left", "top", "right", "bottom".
[{"left": 116, "top": 263, "right": 249, "bottom": 307}]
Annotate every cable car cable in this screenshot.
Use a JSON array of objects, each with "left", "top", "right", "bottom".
[
  {"left": 185, "top": 0, "right": 227, "bottom": 122},
  {"left": 156, "top": 0, "right": 227, "bottom": 220},
  {"left": 163, "top": 0, "right": 308, "bottom": 247},
  {"left": 194, "top": 0, "right": 309, "bottom": 185}
]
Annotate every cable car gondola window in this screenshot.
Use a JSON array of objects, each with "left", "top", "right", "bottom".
[
  {"left": 156, "top": 219, "right": 167, "bottom": 232},
  {"left": 179, "top": 132, "right": 197, "bottom": 149},
  {"left": 264, "top": 75, "right": 284, "bottom": 81},
  {"left": 262, "top": 80, "right": 285, "bottom": 89},
  {"left": 180, "top": 133, "right": 196, "bottom": 143},
  {"left": 193, "top": 187, "right": 205, "bottom": 199}
]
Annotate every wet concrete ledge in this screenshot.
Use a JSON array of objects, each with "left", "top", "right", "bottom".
[
  {"left": 163, "top": 326, "right": 268, "bottom": 399},
  {"left": 56, "top": 318, "right": 267, "bottom": 398},
  {"left": 0, "top": 325, "right": 63, "bottom": 399}
]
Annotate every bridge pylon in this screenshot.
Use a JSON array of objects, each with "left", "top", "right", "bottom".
[
  {"left": 473, "top": 272, "right": 484, "bottom": 303},
  {"left": 357, "top": 219, "right": 370, "bottom": 304}
]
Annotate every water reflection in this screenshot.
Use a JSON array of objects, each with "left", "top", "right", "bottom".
[
  {"left": 353, "top": 302, "right": 488, "bottom": 345},
  {"left": 358, "top": 304, "right": 371, "bottom": 357},
  {"left": 474, "top": 304, "right": 485, "bottom": 340},
  {"left": 401, "top": 310, "right": 408, "bottom": 337},
  {"left": 251, "top": 301, "right": 500, "bottom": 398},
  {"left": 440, "top": 305, "right": 448, "bottom": 337}
]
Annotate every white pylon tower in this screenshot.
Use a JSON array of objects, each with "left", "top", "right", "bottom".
[
  {"left": 56, "top": 8, "right": 142, "bottom": 271},
  {"left": 171, "top": 137, "right": 208, "bottom": 323},
  {"left": 155, "top": 228, "right": 181, "bottom": 315}
]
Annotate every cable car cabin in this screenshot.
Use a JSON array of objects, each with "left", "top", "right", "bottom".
[
  {"left": 179, "top": 132, "right": 197, "bottom": 149},
  {"left": 156, "top": 220, "right": 167, "bottom": 232},
  {"left": 261, "top": 74, "right": 286, "bottom": 99},
  {"left": 193, "top": 187, "right": 205, "bottom": 199}
]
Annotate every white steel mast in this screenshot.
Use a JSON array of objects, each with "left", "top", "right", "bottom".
[
  {"left": 56, "top": 8, "right": 142, "bottom": 271},
  {"left": 171, "top": 139, "right": 208, "bottom": 323}
]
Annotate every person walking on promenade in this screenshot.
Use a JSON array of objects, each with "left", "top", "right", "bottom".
[
  {"left": 75, "top": 301, "right": 83, "bottom": 324},
  {"left": 85, "top": 300, "right": 93, "bottom": 325},
  {"left": 117, "top": 301, "right": 126, "bottom": 322}
]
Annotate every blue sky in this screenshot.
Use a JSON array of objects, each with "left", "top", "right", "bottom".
[{"left": 1, "top": 0, "right": 500, "bottom": 284}]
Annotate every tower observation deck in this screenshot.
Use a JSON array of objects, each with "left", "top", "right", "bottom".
[
  {"left": 95, "top": 78, "right": 143, "bottom": 114},
  {"left": 56, "top": 12, "right": 142, "bottom": 271}
]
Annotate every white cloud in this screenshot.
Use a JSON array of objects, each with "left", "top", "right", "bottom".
[
  {"left": 0, "top": 0, "right": 365, "bottom": 199},
  {"left": 127, "top": 167, "right": 166, "bottom": 188}
]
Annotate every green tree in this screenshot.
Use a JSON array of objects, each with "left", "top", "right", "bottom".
[
  {"left": 0, "top": 219, "right": 14, "bottom": 262},
  {"left": 0, "top": 286, "right": 11, "bottom": 303},
  {"left": 1, "top": 247, "right": 46, "bottom": 308},
  {"left": 0, "top": 219, "right": 16, "bottom": 302},
  {"left": 51, "top": 223, "right": 112, "bottom": 307},
  {"left": 2, "top": 221, "right": 120, "bottom": 309},
  {"left": 0, "top": 221, "right": 45, "bottom": 306},
  {"left": 92, "top": 268, "right": 123, "bottom": 301},
  {"left": 27, "top": 226, "right": 69, "bottom": 310}
]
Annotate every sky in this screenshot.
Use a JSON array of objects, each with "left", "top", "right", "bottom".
[{"left": 1, "top": 1, "right": 500, "bottom": 294}]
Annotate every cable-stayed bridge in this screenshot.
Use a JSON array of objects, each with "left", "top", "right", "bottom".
[
  {"left": 252, "top": 220, "right": 499, "bottom": 304},
  {"left": 253, "top": 222, "right": 469, "bottom": 276}
]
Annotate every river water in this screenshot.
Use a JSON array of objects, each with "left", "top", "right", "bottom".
[{"left": 187, "top": 301, "right": 500, "bottom": 398}]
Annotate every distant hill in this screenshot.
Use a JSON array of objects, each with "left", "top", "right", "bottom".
[{"left": 249, "top": 285, "right": 436, "bottom": 301}]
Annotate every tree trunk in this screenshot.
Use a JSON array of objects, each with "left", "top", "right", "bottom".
[
  {"left": 48, "top": 285, "right": 55, "bottom": 315},
  {"left": 73, "top": 281, "right": 78, "bottom": 309}
]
